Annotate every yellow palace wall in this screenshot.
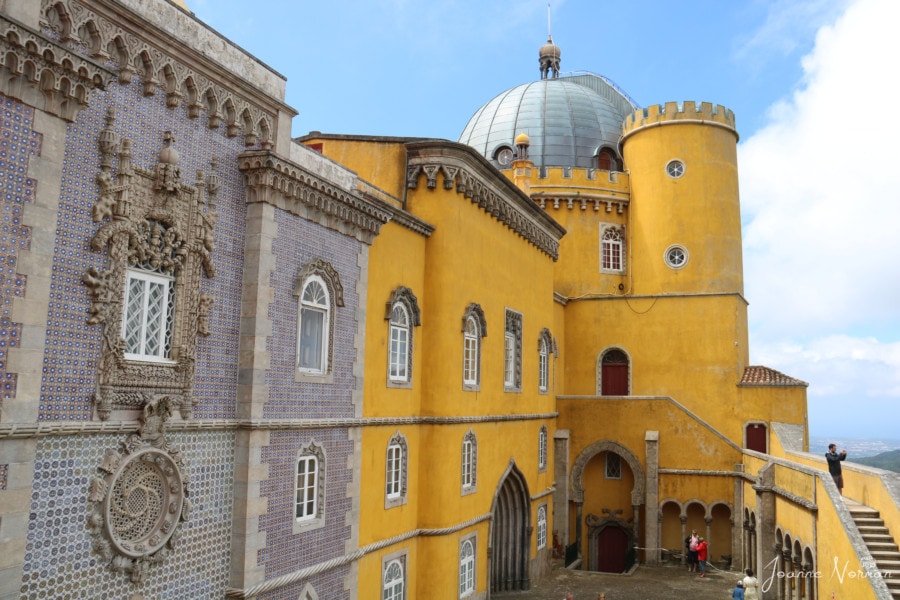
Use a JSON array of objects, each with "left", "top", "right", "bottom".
[{"left": 306, "top": 136, "right": 560, "bottom": 597}]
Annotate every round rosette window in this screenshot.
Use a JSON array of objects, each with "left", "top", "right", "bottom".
[
  {"left": 664, "top": 244, "right": 689, "bottom": 269},
  {"left": 665, "top": 159, "right": 685, "bottom": 179},
  {"left": 104, "top": 447, "right": 185, "bottom": 558}
]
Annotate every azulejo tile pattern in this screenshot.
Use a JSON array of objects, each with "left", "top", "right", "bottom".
[
  {"left": 257, "top": 428, "right": 354, "bottom": 599},
  {"left": 266, "top": 207, "right": 362, "bottom": 420},
  {"left": 0, "top": 95, "right": 39, "bottom": 405},
  {"left": 41, "top": 77, "right": 247, "bottom": 421},
  {"left": 21, "top": 431, "right": 235, "bottom": 599}
]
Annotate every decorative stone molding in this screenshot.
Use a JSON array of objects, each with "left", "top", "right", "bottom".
[
  {"left": 405, "top": 141, "right": 564, "bottom": 260},
  {"left": 462, "top": 303, "right": 487, "bottom": 336},
  {"left": 39, "top": 0, "right": 283, "bottom": 144},
  {"left": 0, "top": 14, "right": 114, "bottom": 121},
  {"left": 238, "top": 150, "right": 390, "bottom": 244},
  {"left": 83, "top": 109, "right": 218, "bottom": 420},
  {"left": 385, "top": 286, "right": 421, "bottom": 326},
  {"left": 86, "top": 396, "right": 190, "bottom": 583}
]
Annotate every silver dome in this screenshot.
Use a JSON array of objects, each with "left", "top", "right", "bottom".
[{"left": 459, "top": 74, "right": 637, "bottom": 169}]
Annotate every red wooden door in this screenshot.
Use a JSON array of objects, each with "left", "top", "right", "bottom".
[
  {"left": 601, "top": 364, "right": 629, "bottom": 395},
  {"left": 746, "top": 423, "right": 767, "bottom": 453},
  {"left": 597, "top": 527, "right": 628, "bottom": 573}
]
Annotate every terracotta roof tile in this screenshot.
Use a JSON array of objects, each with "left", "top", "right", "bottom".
[{"left": 740, "top": 366, "right": 808, "bottom": 387}]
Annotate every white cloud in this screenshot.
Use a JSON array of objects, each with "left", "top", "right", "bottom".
[{"left": 739, "top": 0, "right": 900, "bottom": 436}]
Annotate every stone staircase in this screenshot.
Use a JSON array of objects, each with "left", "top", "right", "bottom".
[{"left": 846, "top": 499, "right": 900, "bottom": 599}]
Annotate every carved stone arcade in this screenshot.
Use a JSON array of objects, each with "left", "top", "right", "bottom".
[
  {"left": 84, "top": 108, "right": 217, "bottom": 420},
  {"left": 86, "top": 396, "right": 190, "bottom": 583}
]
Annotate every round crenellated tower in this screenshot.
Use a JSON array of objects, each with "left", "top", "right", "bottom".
[{"left": 621, "top": 101, "right": 743, "bottom": 297}]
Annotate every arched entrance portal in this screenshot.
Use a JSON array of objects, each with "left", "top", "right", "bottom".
[{"left": 490, "top": 462, "right": 531, "bottom": 592}]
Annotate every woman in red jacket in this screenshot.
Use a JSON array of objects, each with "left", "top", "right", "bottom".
[{"left": 696, "top": 538, "right": 709, "bottom": 577}]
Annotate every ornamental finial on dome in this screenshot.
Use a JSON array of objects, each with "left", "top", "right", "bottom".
[{"left": 539, "top": 4, "right": 560, "bottom": 79}]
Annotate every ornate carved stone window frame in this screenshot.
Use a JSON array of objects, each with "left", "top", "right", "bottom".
[
  {"left": 293, "top": 439, "right": 326, "bottom": 533},
  {"left": 83, "top": 110, "right": 217, "bottom": 420},
  {"left": 293, "top": 259, "right": 344, "bottom": 383}
]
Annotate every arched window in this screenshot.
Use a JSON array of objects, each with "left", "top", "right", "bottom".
[
  {"left": 383, "top": 558, "right": 405, "bottom": 600},
  {"left": 293, "top": 259, "right": 344, "bottom": 379},
  {"left": 297, "top": 277, "right": 329, "bottom": 373},
  {"left": 597, "top": 148, "right": 619, "bottom": 171},
  {"left": 504, "top": 309, "right": 523, "bottom": 391},
  {"left": 538, "top": 328, "right": 553, "bottom": 393},
  {"left": 538, "top": 425, "right": 548, "bottom": 472},
  {"left": 598, "top": 348, "right": 630, "bottom": 396},
  {"left": 459, "top": 538, "right": 476, "bottom": 596},
  {"left": 385, "top": 287, "right": 421, "bottom": 387},
  {"left": 386, "top": 432, "right": 409, "bottom": 508},
  {"left": 463, "top": 317, "right": 479, "bottom": 386},
  {"left": 461, "top": 430, "right": 477, "bottom": 494},
  {"left": 462, "top": 303, "right": 487, "bottom": 390},
  {"left": 389, "top": 304, "right": 410, "bottom": 382},
  {"left": 600, "top": 225, "right": 625, "bottom": 273},
  {"left": 537, "top": 505, "right": 548, "bottom": 549},
  {"left": 294, "top": 441, "right": 325, "bottom": 531}
]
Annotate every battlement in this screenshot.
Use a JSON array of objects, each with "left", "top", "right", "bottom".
[{"left": 622, "top": 101, "right": 737, "bottom": 140}]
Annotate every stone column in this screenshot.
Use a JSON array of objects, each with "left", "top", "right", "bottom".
[
  {"left": 553, "top": 430, "right": 571, "bottom": 549},
  {"left": 230, "top": 199, "right": 277, "bottom": 590},
  {"left": 733, "top": 463, "right": 744, "bottom": 572},
  {"left": 644, "top": 431, "right": 660, "bottom": 564},
  {"left": 754, "top": 462, "right": 777, "bottom": 600}
]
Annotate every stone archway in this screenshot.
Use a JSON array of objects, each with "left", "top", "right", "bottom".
[
  {"left": 489, "top": 461, "right": 531, "bottom": 592},
  {"left": 570, "top": 440, "right": 645, "bottom": 563}
]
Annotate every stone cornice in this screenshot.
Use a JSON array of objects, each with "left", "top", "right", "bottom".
[
  {"left": 359, "top": 190, "right": 435, "bottom": 238},
  {"left": 38, "top": 0, "right": 295, "bottom": 143},
  {"left": 405, "top": 140, "right": 565, "bottom": 261},
  {"left": 0, "top": 412, "right": 559, "bottom": 439},
  {"left": 0, "top": 13, "right": 114, "bottom": 121},
  {"left": 536, "top": 194, "right": 629, "bottom": 215},
  {"left": 238, "top": 150, "right": 392, "bottom": 245}
]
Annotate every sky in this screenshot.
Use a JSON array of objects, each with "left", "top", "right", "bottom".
[{"left": 189, "top": 0, "right": 899, "bottom": 439}]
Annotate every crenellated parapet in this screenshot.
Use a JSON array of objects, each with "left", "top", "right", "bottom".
[
  {"left": 622, "top": 101, "right": 738, "bottom": 142},
  {"left": 501, "top": 166, "right": 631, "bottom": 213}
]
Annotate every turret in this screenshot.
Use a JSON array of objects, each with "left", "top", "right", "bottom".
[{"left": 621, "top": 101, "right": 743, "bottom": 297}]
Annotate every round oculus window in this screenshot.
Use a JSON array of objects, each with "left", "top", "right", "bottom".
[
  {"left": 664, "top": 245, "right": 689, "bottom": 269},
  {"left": 666, "top": 160, "right": 685, "bottom": 178},
  {"left": 496, "top": 147, "right": 514, "bottom": 167}
]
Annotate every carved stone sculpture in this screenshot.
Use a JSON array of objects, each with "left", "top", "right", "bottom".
[
  {"left": 84, "top": 109, "right": 217, "bottom": 420},
  {"left": 86, "top": 396, "right": 190, "bottom": 583}
]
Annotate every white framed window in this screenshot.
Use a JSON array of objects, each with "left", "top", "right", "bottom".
[
  {"left": 123, "top": 268, "right": 175, "bottom": 362},
  {"left": 600, "top": 225, "right": 625, "bottom": 273},
  {"left": 293, "top": 441, "right": 326, "bottom": 532},
  {"left": 461, "top": 430, "right": 477, "bottom": 495},
  {"left": 295, "top": 455, "right": 318, "bottom": 521},
  {"left": 538, "top": 425, "right": 548, "bottom": 472},
  {"left": 538, "top": 337, "right": 549, "bottom": 393},
  {"left": 385, "top": 432, "right": 408, "bottom": 508},
  {"left": 664, "top": 244, "right": 689, "bottom": 269},
  {"left": 537, "top": 505, "right": 548, "bottom": 549},
  {"left": 389, "top": 304, "right": 410, "bottom": 382},
  {"left": 666, "top": 159, "right": 685, "bottom": 178},
  {"left": 385, "top": 287, "right": 420, "bottom": 387},
  {"left": 383, "top": 557, "right": 405, "bottom": 600},
  {"left": 459, "top": 537, "right": 476, "bottom": 597},
  {"left": 387, "top": 443, "right": 402, "bottom": 498},
  {"left": 463, "top": 317, "right": 479, "bottom": 386},
  {"left": 297, "top": 276, "right": 329, "bottom": 374},
  {"left": 504, "top": 332, "right": 515, "bottom": 387}
]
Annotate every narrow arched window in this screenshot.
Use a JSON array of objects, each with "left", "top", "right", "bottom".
[
  {"left": 463, "top": 316, "right": 479, "bottom": 386},
  {"left": 295, "top": 455, "right": 318, "bottom": 520},
  {"left": 383, "top": 559, "right": 405, "bottom": 600},
  {"left": 459, "top": 538, "right": 475, "bottom": 596},
  {"left": 298, "top": 276, "right": 329, "bottom": 374},
  {"left": 537, "top": 505, "right": 548, "bottom": 549},
  {"left": 389, "top": 303, "right": 410, "bottom": 383},
  {"left": 461, "top": 430, "right": 477, "bottom": 494},
  {"left": 385, "top": 432, "right": 408, "bottom": 508},
  {"left": 538, "top": 425, "right": 548, "bottom": 472},
  {"left": 600, "top": 225, "right": 625, "bottom": 273}
]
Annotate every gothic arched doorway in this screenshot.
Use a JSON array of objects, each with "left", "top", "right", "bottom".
[{"left": 490, "top": 462, "right": 531, "bottom": 592}]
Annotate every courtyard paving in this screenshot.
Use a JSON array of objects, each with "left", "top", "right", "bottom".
[{"left": 494, "top": 561, "right": 747, "bottom": 600}]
